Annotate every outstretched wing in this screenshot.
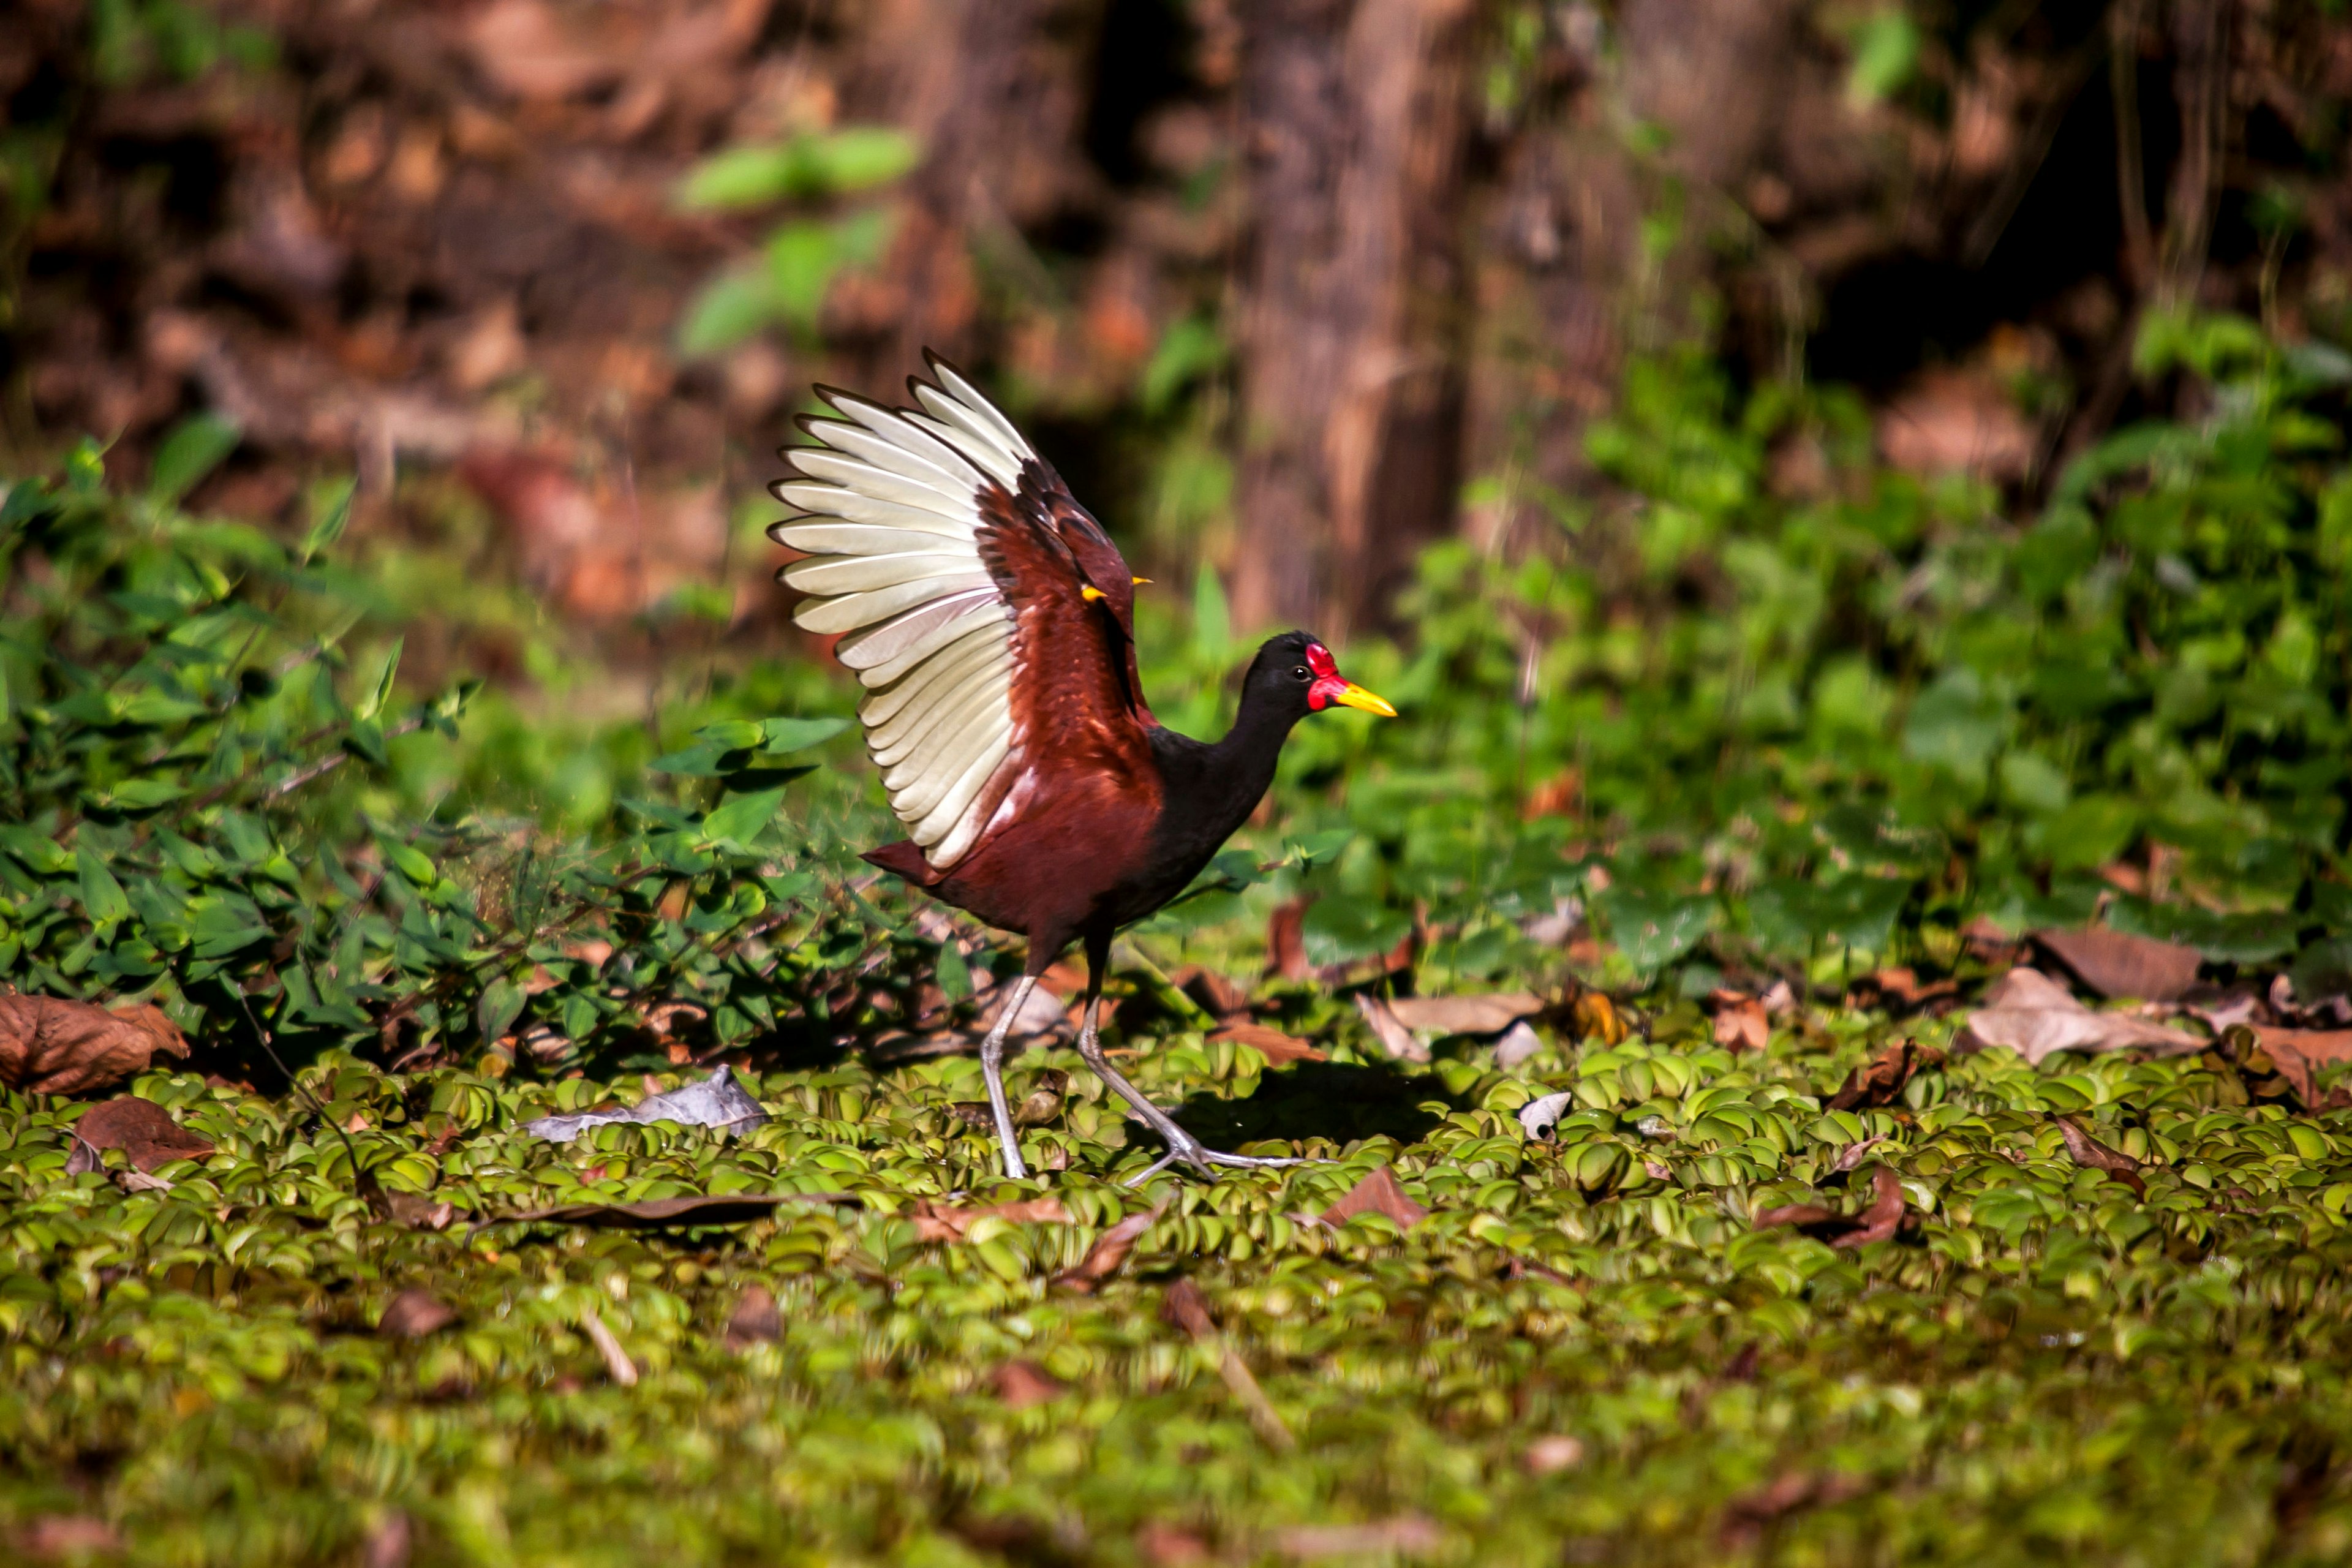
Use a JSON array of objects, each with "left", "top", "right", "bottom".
[{"left": 769, "top": 356, "right": 1153, "bottom": 871}]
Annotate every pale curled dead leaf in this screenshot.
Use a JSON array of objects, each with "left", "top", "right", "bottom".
[
  {"left": 2055, "top": 1117, "right": 2146, "bottom": 1196},
  {"left": 1957, "top": 968, "right": 2201, "bottom": 1065},
  {"left": 1, "top": 996, "right": 190, "bottom": 1096},
  {"left": 1381, "top": 992, "right": 1543, "bottom": 1035},
  {"left": 378, "top": 1289, "right": 455, "bottom": 1338},
  {"left": 1708, "top": 989, "right": 1768, "bottom": 1052},
  {"left": 1352, "top": 993, "right": 1428, "bottom": 1061},
  {"left": 2030, "top": 928, "right": 2201, "bottom": 1001},
  {"left": 1208, "top": 1022, "right": 1325, "bottom": 1065}
]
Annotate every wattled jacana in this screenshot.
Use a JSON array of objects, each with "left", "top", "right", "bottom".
[{"left": 769, "top": 355, "right": 1394, "bottom": 1182}]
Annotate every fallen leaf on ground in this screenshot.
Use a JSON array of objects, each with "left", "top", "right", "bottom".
[
  {"left": 1855, "top": 967, "right": 1961, "bottom": 1011},
  {"left": 501, "top": 1193, "right": 856, "bottom": 1227},
  {"left": 1963, "top": 916, "right": 2022, "bottom": 961},
  {"left": 377, "top": 1191, "right": 456, "bottom": 1231},
  {"left": 1754, "top": 1169, "right": 1905, "bottom": 1249},
  {"left": 1278, "top": 1517, "right": 1442, "bottom": 1559},
  {"left": 2056, "top": 1117, "right": 2146, "bottom": 1196},
  {"left": 1523, "top": 1434, "right": 1586, "bottom": 1474},
  {"left": 1135, "top": 1521, "right": 1212, "bottom": 1566},
  {"left": 1956, "top": 967, "right": 2201, "bottom": 1065},
  {"left": 1569, "top": 989, "right": 1627, "bottom": 1044},
  {"left": 1830, "top": 1134, "right": 1888, "bottom": 1173},
  {"left": 113, "top": 1169, "right": 175, "bottom": 1193},
  {"left": 1517, "top": 1091, "right": 1576, "bottom": 1141},
  {"left": 993, "top": 1359, "right": 1065, "bottom": 1408},
  {"left": 1719, "top": 1472, "right": 1868, "bottom": 1547},
  {"left": 1352, "top": 993, "right": 1428, "bottom": 1061},
  {"left": 15, "top": 1515, "right": 125, "bottom": 1558},
  {"left": 67, "top": 1096, "right": 214, "bottom": 1172},
  {"left": 1382, "top": 992, "right": 1543, "bottom": 1035},
  {"left": 910, "top": 1196, "right": 1070, "bottom": 1242},
  {"left": 1494, "top": 1020, "right": 1544, "bottom": 1067},
  {"left": 1707, "top": 989, "right": 1768, "bottom": 1052},
  {"left": 378, "top": 1289, "right": 455, "bottom": 1338},
  {"left": 723, "top": 1286, "right": 781, "bottom": 1349},
  {"left": 2031, "top": 928, "right": 2202, "bottom": 1001},
  {"left": 1760, "top": 979, "right": 1796, "bottom": 1016},
  {"left": 521, "top": 1065, "right": 767, "bottom": 1140},
  {"left": 1, "top": 996, "right": 191, "bottom": 1095},
  {"left": 1827, "top": 1039, "right": 1943, "bottom": 1111},
  {"left": 1320, "top": 1165, "right": 1430, "bottom": 1229},
  {"left": 2253, "top": 1027, "right": 2352, "bottom": 1063},
  {"left": 1208, "top": 1022, "right": 1325, "bottom": 1065},
  {"left": 1169, "top": 965, "right": 1250, "bottom": 1019},
  {"left": 1053, "top": 1205, "right": 1162, "bottom": 1292}
]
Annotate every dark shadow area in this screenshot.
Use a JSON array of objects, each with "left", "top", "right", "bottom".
[{"left": 1157, "top": 1058, "right": 1458, "bottom": 1149}]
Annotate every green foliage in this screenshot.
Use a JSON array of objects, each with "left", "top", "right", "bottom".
[{"left": 675, "top": 129, "right": 921, "bottom": 355}]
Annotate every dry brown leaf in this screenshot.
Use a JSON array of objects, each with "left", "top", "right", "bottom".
[
  {"left": 1957, "top": 967, "right": 2201, "bottom": 1065},
  {"left": 1708, "top": 989, "right": 1768, "bottom": 1052},
  {"left": 2030, "top": 928, "right": 2202, "bottom": 1001},
  {"left": 1827, "top": 1039, "right": 1942, "bottom": 1112},
  {"left": 1278, "top": 1517, "right": 1442, "bottom": 1560},
  {"left": 1, "top": 996, "right": 191, "bottom": 1096},
  {"left": 1054, "top": 1205, "right": 1161, "bottom": 1293},
  {"left": 1382, "top": 992, "right": 1543, "bottom": 1035},
  {"left": 1208, "top": 1022, "right": 1325, "bottom": 1065},
  {"left": 992, "top": 1359, "right": 1065, "bottom": 1409},
  {"left": 1856, "top": 967, "right": 1961, "bottom": 1011},
  {"left": 723, "top": 1286, "right": 782, "bottom": 1349},
  {"left": 581, "top": 1306, "right": 638, "bottom": 1387},
  {"left": 1569, "top": 989, "right": 1627, "bottom": 1045},
  {"left": 1718, "top": 1471, "right": 1868, "bottom": 1547},
  {"left": 1755, "top": 1169, "right": 1905, "bottom": 1249},
  {"left": 1319, "top": 1164, "right": 1430, "bottom": 1230},
  {"left": 1266, "top": 897, "right": 1413, "bottom": 987},
  {"left": 1830, "top": 1134, "right": 1888, "bottom": 1173},
  {"left": 2055, "top": 1117, "right": 2146, "bottom": 1197},
  {"left": 1169, "top": 964, "right": 1251, "bottom": 1019},
  {"left": 15, "top": 1515, "right": 126, "bottom": 1559},
  {"left": 1523, "top": 1434, "right": 1586, "bottom": 1474},
  {"left": 1352, "top": 993, "right": 1428, "bottom": 1062},
  {"left": 910, "top": 1196, "right": 1071, "bottom": 1243},
  {"left": 379, "top": 1191, "right": 456, "bottom": 1231},
  {"left": 69, "top": 1096, "right": 213, "bottom": 1172},
  {"left": 2254, "top": 1027, "right": 2352, "bottom": 1064},
  {"left": 378, "top": 1289, "right": 455, "bottom": 1338},
  {"left": 1161, "top": 1276, "right": 1218, "bottom": 1339}
]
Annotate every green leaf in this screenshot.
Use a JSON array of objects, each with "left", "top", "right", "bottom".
[
  {"left": 355, "top": 638, "right": 402, "bottom": 721},
  {"left": 696, "top": 721, "right": 767, "bottom": 750},
  {"left": 299, "top": 477, "right": 355, "bottom": 563},
  {"left": 148, "top": 412, "right": 241, "bottom": 507},
  {"left": 379, "top": 839, "right": 437, "bottom": 888},
  {"left": 1289, "top": 829, "right": 1355, "bottom": 868},
  {"left": 703, "top": 784, "right": 791, "bottom": 848},
  {"left": 1300, "top": 895, "right": 1411, "bottom": 968},
  {"left": 477, "top": 977, "right": 526, "bottom": 1045},
  {"left": 79, "top": 854, "right": 131, "bottom": 927},
  {"left": 758, "top": 716, "right": 850, "bottom": 753},
  {"left": 937, "top": 941, "right": 973, "bottom": 1003},
  {"left": 1597, "top": 888, "right": 1716, "bottom": 974},
  {"left": 678, "top": 267, "right": 777, "bottom": 357},
  {"left": 1845, "top": 7, "right": 1920, "bottom": 105},
  {"left": 1192, "top": 563, "right": 1231, "bottom": 661},
  {"left": 1141, "top": 317, "right": 1227, "bottom": 416}
]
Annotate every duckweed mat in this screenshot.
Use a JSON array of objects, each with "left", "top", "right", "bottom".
[{"left": 10, "top": 1006, "right": 2352, "bottom": 1567}]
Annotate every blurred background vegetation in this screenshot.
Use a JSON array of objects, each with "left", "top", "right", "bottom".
[{"left": 2, "top": 0, "right": 2350, "bottom": 1064}]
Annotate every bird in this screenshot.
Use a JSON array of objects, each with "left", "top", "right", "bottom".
[{"left": 768, "top": 353, "right": 1395, "bottom": 1183}]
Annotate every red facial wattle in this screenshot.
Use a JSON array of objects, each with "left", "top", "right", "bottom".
[{"left": 1303, "top": 642, "right": 1398, "bottom": 717}]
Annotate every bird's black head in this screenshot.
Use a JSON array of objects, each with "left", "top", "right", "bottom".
[{"left": 1240, "top": 630, "right": 1398, "bottom": 722}]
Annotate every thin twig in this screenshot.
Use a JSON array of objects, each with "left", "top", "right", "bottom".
[
  {"left": 581, "top": 1305, "right": 639, "bottom": 1387},
  {"left": 263, "top": 717, "right": 427, "bottom": 799}
]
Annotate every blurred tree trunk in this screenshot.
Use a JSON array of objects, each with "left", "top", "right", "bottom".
[
  {"left": 1229, "top": 0, "right": 1477, "bottom": 641},
  {"left": 850, "top": 0, "right": 1101, "bottom": 372}
]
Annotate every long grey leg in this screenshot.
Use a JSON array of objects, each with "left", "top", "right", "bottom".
[
  {"left": 977, "top": 973, "right": 1039, "bottom": 1180},
  {"left": 1068, "top": 935, "right": 1309, "bottom": 1186}
]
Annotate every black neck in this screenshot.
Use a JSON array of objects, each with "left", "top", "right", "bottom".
[{"left": 1148, "top": 686, "right": 1306, "bottom": 858}]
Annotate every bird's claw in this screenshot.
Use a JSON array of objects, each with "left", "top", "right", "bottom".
[{"left": 1123, "top": 1138, "right": 1311, "bottom": 1186}]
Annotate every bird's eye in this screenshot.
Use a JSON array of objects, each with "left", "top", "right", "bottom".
[{"left": 1292, "top": 666, "right": 1311, "bottom": 680}]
